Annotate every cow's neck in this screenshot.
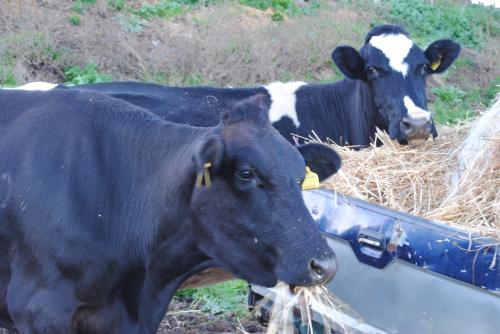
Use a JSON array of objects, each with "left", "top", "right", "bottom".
[
  {"left": 331, "top": 79, "right": 377, "bottom": 147},
  {"left": 102, "top": 119, "right": 217, "bottom": 329}
]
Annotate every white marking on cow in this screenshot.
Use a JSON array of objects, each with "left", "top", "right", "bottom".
[
  {"left": 369, "top": 34, "right": 413, "bottom": 76},
  {"left": 264, "top": 81, "right": 306, "bottom": 128},
  {"left": 7, "top": 82, "right": 58, "bottom": 91},
  {"left": 404, "top": 96, "right": 431, "bottom": 120}
]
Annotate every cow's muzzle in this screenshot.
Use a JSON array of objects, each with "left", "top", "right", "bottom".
[{"left": 400, "top": 116, "right": 432, "bottom": 140}]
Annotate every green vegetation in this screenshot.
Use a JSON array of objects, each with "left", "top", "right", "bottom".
[
  {"left": 108, "top": 0, "right": 126, "bottom": 10},
  {"left": 431, "top": 77, "right": 500, "bottom": 124},
  {"left": 176, "top": 280, "right": 248, "bottom": 317},
  {"left": 377, "top": 0, "right": 499, "bottom": 49},
  {"left": 116, "top": 14, "right": 146, "bottom": 33},
  {"left": 72, "top": 0, "right": 97, "bottom": 14},
  {"left": 0, "top": 68, "right": 17, "bottom": 87},
  {"left": 133, "top": 0, "right": 186, "bottom": 19},
  {"left": 64, "top": 64, "right": 112, "bottom": 84},
  {"left": 240, "top": 0, "right": 321, "bottom": 21},
  {"left": 70, "top": 14, "right": 82, "bottom": 26},
  {"left": 0, "top": 31, "right": 61, "bottom": 87}
]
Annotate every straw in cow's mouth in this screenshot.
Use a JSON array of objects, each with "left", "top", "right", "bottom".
[{"left": 259, "top": 282, "right": 386, "bottom": 334}]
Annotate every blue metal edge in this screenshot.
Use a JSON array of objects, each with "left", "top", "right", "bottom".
[{"left": 303, "top": 188, "right": 499, "bottom": 293}]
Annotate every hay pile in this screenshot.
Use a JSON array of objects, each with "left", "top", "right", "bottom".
[{"left": 322, "top": 100, "right": 499, "bottom": 239}]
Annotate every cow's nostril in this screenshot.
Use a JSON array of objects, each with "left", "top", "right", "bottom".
[
  {"left": 309, "top": 257, "right": 337, "bottom": 284},
  {"left": 401, "top": 119, "right": 412, "bottom": 130},
  {"left": 310, "top": 259, "right": 324, "bottom": 277}
]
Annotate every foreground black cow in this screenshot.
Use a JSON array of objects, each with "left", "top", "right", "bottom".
[
  {"left": 65, "top": 24, "right": 460, "bottom": 146},
  {"left": 0, "top": 90, "right": 341, "bottom": 333}
]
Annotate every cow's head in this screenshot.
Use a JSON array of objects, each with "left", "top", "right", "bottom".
[
  {"left": 189, "top": 94, "right": 341, "bottom": 287},
  {"left": 332, "top": 24, "right": 460, "bottom": 143}
]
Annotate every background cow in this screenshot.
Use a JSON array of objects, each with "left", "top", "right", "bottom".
[
  {"left": 66, "top": 24, "right": 460, "bottom": 146},
  {"left": 0, "top": 90, "right": 340, "bottom": 333}
]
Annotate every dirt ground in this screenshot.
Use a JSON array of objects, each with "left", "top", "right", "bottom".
[{"left": 159, "top": 296, "right": 265, "bottom": 334}]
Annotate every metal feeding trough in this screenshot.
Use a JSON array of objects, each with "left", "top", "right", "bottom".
[{"left": 250, "top": 188, "right": 499, "bottom": 334}]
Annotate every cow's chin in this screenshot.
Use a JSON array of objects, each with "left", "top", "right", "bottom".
[
  {"left": 223, "top": 262, "right": 278, "bottom": 287},
  {"left": 388, "top": 128, "right": 410, "bottom": 145}
]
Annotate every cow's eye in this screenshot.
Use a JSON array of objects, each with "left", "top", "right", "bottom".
[
  {"left": 237, "top": 169, "right": 255, "bottom": 181},
  {"left": 366, "top": 66, "right": 378, "bottom": 77},
  {"left": 420, "top": 64, "right": 429, "bottom": 75}
]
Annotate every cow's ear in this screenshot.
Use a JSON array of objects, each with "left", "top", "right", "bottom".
[
  {"left": 297, "top": 143, "right": 342, "bottom": 181},
  {"left": 332, "top": 46, "right": 365, "bottom": 80},
  {"left": 424, "top": 39, "right": 461, "bottom": 74},
  {"left": 193, "top": 135, "right": 225, "bottom": 175}
]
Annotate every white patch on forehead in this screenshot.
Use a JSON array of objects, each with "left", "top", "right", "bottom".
[
  {"left": 404, "top": 96, "right": 431, "bottom": 120},
  {"left": 7, "top": 82, "right": 58, "bottom": 91},
  {"left": 264, "top": 81, "right": 306, "bottom": 128},
  {"left": 369, "top": 34, "right": 413, "bottom": 76}
]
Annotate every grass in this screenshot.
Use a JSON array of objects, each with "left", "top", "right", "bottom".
[
  {"left": 431, "top": 77, "right": 500, "bottom": 124},
  {"left": 176, "top": 280, "right": 249, "bottom": 317},
  {"left": 64, "top": 63, "right": 113, "bottom": 84},
  {"left": 70, "top": 14, "right": 82, "bottom": 26},
  {"left": 133, "top": 0, "right": 187, "bottom": 19},
  {"left": 108, "top": 0, "right": 126, "bottom": 11},
  {"left": 377, "top": 0, "right": 499, "bottom": 49},
  {"left": 72, "top": 0, "right": 97, "bottom": 14},
  {"left": 116, "top": 14, "right": 147, "bottom": 33},
  {"left": 239, "top": 0, "right": 322, "bottom": 21}
]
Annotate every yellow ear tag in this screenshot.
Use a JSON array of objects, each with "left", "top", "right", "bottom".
[
  {"left": 195, "top": 162, "right": 212, "bottom": 188},
  {"left": 431, "top": 58, "right": 441, "bottom": 71},
  {"left": 302, "top": 166, "right": 320, "bottom": 190}
]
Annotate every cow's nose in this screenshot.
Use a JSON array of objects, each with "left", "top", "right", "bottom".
[
  {"left": 400, "top": 116, "right": 432, "bottom": 139},
  {"left": 309, "top": 256, "right": 337, "bottom": 284}
]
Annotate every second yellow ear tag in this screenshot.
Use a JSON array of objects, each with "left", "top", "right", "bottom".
[
  {"left": 302, "top": 166, "right": 320, "bottom": 190},
  {"left": 431, "top": 58, "right": 441, "bottom": 71}
]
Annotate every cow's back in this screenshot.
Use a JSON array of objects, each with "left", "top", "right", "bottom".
[{"left": 72, "top": 82, "right": 265, "bottom": 126}]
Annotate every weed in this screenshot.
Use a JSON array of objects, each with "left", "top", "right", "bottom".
[
  {"left": 70, "top": 14, "right": 81, "bottom": 26},
  {"left": 116, "top": 14, "right": 146, "bottom": 33},
  {"left": 64, "top": 63, "right": 112, "bottom": 84},
  {"left": 271, "top": 10, "right": 284, "bottom": 21},
  {"left": 377, "top": 0, "right": 499, "bottom": 49},
  {"left": 431, "top": 85, "right": 478, "bottom": 124},
  {"left": 184, "top": 74, "right": 205, "bottom": 86},
  {"left": 108, "top": 0, "right": 125, "bottom": 11},
  {"left": 0, "top": 31, "right": 65, "bottom": 83},
  {"left": 0, "top": 67, "right": 17, "bottom": 87},
  {"left": 133, "top": 1, "right": 186, "bottom": 19},
  {"left": 483, "top": 76, "right": 500, "bottom": 107},
  {"left": 72, "top": 0, "right": 97, "bottom": 14},
  {"left": 176, "top": 280, "right": 249, "bottom": 317},
  {"left": 239, "top": 0, "right": 321, "bottom": 21}
]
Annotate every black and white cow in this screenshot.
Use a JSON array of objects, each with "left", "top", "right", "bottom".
[
  {"left": 0, "top": 89, "right": 340, "bottom": 333},
  {"left": 61, "top": 24, "right": 460, "bottom": 146}
]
